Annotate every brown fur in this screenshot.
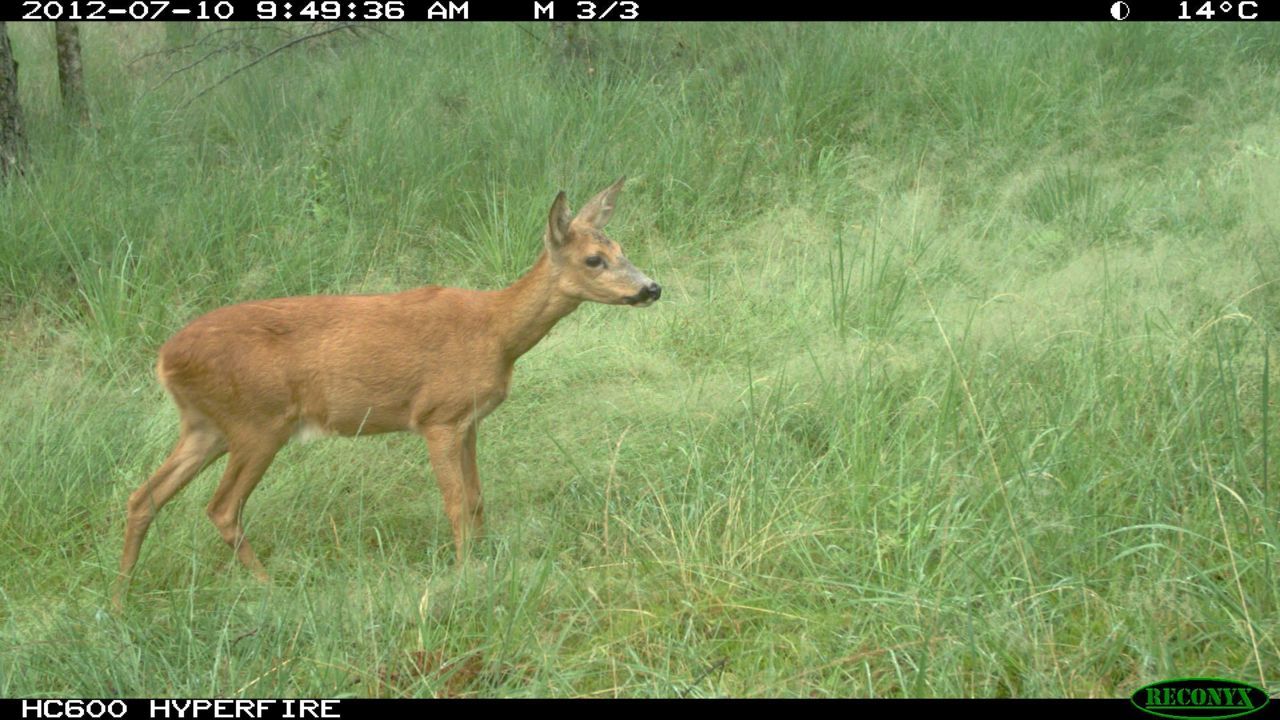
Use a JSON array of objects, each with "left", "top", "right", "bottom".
[{"left": 114, "top": 178, "right": 658, "bottom": 607}]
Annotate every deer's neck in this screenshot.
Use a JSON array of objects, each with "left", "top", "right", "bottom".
[{"left": 492, "top": 251, "right": 581, "bottom": 361}]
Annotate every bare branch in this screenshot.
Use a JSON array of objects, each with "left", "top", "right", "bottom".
[
  {"left": 179, "top": 23, "right": 366, "bottom": 109},
  {"left": 128, "top": 24, "right": 291, "bottom": 67},
  {"left": 144, "top": 44, "right": 239, "bottom": 96}
]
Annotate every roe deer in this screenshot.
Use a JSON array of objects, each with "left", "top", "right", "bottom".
[{"left": 114, "top": 177, "right": 659, "bottom": 607}]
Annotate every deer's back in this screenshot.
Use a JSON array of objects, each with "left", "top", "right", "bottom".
[{"left": 156, "top": 287, "right": 510, "bottom": 436}]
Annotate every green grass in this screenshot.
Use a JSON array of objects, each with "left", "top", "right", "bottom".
[{"left": 2, "top": 22, "right": 1279, "bottom": 697}]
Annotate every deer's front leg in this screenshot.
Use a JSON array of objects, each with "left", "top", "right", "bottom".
[
  {"left": 424, "top": 424, "right": 481, "bottom": 561},
  {"left": 460, "top": 422, "right": 484, "bottom": 538}
]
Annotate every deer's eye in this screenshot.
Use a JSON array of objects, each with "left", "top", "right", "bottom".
[{"left": 585, "top": 256, "right": 605, "bottom": 268}]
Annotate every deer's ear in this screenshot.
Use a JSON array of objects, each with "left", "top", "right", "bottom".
[
  {"left": 545, "top": 191, "right": 573, "bottom": 250},
  {"left": 575, "top": 176, "right": 625, "bottom": 229}
]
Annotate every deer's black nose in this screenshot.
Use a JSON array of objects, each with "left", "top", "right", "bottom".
[{"left": 645, "top": 283, "right": 662, "bottom": 301}]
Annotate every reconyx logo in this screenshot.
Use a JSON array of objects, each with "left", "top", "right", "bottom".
[{"left": 1131, "top": 678, "right": 1270, "bottom": 719}]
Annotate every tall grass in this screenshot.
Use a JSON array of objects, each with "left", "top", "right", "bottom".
[{"left": 1, "top": 22, "right": 1278, "bottom": 697}]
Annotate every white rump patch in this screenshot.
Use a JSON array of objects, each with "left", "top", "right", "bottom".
[{"left": 293, "top": 421, "right": 333, "bottom": 444}]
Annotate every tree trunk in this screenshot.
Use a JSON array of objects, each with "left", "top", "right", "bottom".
[
  {"left": 0, "top": 22, "right": 27, "bottom": 182},
  {"left": 55, "top": 22, "right": 88, "bottom": 124}
]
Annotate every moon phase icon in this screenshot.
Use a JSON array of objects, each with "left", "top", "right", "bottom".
[{"left": 1110, "top": 1, "right": 1130, "bottom": 19}]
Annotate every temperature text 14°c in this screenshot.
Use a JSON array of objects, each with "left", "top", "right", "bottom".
[{"left": 1178, "top": 0, "right": 1260, "bottom": 18}]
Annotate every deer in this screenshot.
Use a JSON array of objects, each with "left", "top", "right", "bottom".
[{"left": 113, "top": 178, "right": 659, "bottom": 608}]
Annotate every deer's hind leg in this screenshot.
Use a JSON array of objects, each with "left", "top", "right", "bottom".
[
  {"left": 205, "top": 429, "right": 290, "bottom": 582},
  {"left": 116, "top": 409, "right": 227, "bottom": 608}
]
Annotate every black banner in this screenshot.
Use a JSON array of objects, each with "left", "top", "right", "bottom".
[
  {"left": 5, "top": 0, "right": 1273, "bottom": 22},
  {"left": 0, "top": 698, "right": 1237, "bottom": 719}
]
